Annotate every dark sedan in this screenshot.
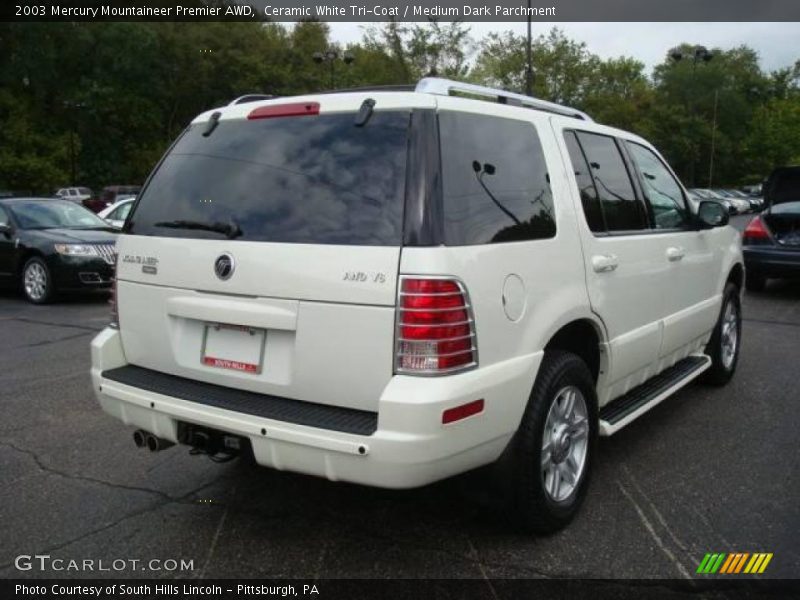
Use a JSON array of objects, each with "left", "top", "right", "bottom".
[
  {"left": 742, "top": 166, "right": 800, "bottom": 291},
  {"left": 0, "top": 198, "right": 117, "bottom": 303}
]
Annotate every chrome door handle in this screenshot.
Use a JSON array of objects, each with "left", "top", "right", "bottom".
[
  {"left": 592, "top": 254, "right": 619, "bottom": 273},
  {"left": 666, "top": 246, "right": 686, "bottom": 262}
]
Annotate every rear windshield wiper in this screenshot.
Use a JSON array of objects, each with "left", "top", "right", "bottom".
[{"left": 153, "top": 219, "right": 242, "bottom": 239}]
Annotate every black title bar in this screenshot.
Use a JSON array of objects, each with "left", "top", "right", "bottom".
[
  {"left": 5, "top": 578, "right": 800, "bottom": 600},
  {"left": 4, "top": 0, "right": 800, "bottom": 22}
]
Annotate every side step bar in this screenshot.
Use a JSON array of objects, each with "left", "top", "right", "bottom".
[{"left": 599, "top": 355, "right": 711, "bottom": 436}]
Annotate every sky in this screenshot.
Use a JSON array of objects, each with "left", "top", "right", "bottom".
[{"left": 326, "top": 22, "right": 800, "bottom": 75}]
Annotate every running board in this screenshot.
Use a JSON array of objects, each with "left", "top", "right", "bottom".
[{"left": 599, "top": 355, "right": 711, "bottom": 436}]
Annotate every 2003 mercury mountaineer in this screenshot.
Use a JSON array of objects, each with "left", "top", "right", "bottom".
[{"left": 91, "top": 78, "right": 744, "bottom": 532}]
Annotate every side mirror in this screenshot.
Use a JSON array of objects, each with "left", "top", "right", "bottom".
[
  {"left": 696, "top": 200, "right": 729, "bottom": 229},
  {"left": 0, "top": 223, "right": 11, "bottom": 235}
]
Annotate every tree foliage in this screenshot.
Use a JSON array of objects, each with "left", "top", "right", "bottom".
[
  {"left": 0, "top": 23, "right": 797, "bottom": 193},
  {"left": 473, "top": 32, "right": 799, "bottom": 187}
]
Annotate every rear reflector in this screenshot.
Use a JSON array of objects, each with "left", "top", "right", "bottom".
[
  {"left": 743, "top": 215, "right": 770, "bottom": 244},
  {"left": 442, "top": 399, "right": 485, "bottom": 424},
  {"left": 396, "top": 276, "right": 477, "bottom": 375},
  {"left": 247, "top": 102, "right": 320, "bottom": 120}
]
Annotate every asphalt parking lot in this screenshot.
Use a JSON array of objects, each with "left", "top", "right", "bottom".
[{"left": 1, "top": 215, "right": 798, "bottom": 581}]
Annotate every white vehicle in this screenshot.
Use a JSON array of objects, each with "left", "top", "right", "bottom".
[
  {"left": 98, "top": 197, "right": 135, "bottom": 229},
  {"left": 55, "top": 187, "right": 92, "bottom": 203},
  {"left": 91, "top": 79, "right": 743, "bottom": 532}
]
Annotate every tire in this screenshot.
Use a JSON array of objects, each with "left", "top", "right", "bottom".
[
  {"left": 21, "top": 256, "right": 54, "bottom": 304},
  {"left": 504, "top": 351, "right": 598, "bottom": 534},
  {"left": 745, "top": 271, "right": 766, "bottom": 292},
  {"left": 700, "top": 283, "right": 742, "bottom": 385}
]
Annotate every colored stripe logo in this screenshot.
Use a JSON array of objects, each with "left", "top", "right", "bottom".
[{"left": 697, "top": 552, "right": 773, "bottom": 574}]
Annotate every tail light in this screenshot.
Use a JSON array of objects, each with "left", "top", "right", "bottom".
[
  {"left": 109, "top": 253, "right": 119, "bottom": 329},
  {"left": 395, "top": 277, "right": 477, "bottom": 375},
  {"left": 743, "top": 216, "right": 771, "bottom": 245}
]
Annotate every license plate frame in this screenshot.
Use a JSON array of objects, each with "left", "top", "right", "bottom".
[{"left": 200, "top": 322, "right": 266, "bottom": 375}]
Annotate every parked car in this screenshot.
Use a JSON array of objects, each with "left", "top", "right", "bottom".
[
  {"left": 100, "top": 186, "right": 141, "bottom": 208},
  {"left": 713, "top": 189, "right": 751, "bottom": 214},
  {"left": 98, "top": 197, "right": 135, "bottom": 229},
  {"left": 54, "top": 187, "right": 113, "bottom": 213},
  {"left": 745, "top": 196, "right": 763, "bottom": 212},
  {"left": 725, "top": 189, "right": 758, "bottom": 212},
  {"left": 689, "top": 188, "right": 734, "bottom": 214},
  {"left": 725, "top": 189, "right": 760, "bottom": 213},
  {"left": 55, "top": 187, "right": 93, "bottom": 203},
  {"left": 742, "top": 166, "right": 800, "bottom": 291},
  {"left": 0, "top": 198, "right": 117, "bottom": 303},
  {"left": 742, "top": 183, "right": 763, "bottom": 197},
  {"left": 91, "top": 78, "right": 743, "bottom": 533}
]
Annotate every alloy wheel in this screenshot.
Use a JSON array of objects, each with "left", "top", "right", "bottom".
[
  {"left": 720, "top": 299, "right": 739, "bottom": 370},
  {"left": 541, "top": 385, "right": 590, "bottom": 503},
  {"left": 24, "top": 262, "right": 48, "bottom": 302}
]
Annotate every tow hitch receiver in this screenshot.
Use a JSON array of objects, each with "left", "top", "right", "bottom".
[{"left": 177, "top": 422, "right": 251, "bottom": 463}]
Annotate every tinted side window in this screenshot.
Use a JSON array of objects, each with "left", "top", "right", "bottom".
[
  {"left": 626, "top": 142, "right": 688, "bottom": 230},
  {"left": 564, "top": 131, "right": 604, "bottom": 232},
  {"left": 576, "top": 132, "right": 648, "bottom": 232},
  {"left": 439, "top": 111, "right": 555, "bottom": 245}
]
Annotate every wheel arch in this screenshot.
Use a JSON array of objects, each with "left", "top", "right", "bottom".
[
  {"left": 542, "top": 316, "right": 606, "bottom": 384},
  {"left": 727, "top": 262, "right": 744, "bottom": 290},
  {"left": 16, "top": 248, "right": 46, "bottom": 279}
]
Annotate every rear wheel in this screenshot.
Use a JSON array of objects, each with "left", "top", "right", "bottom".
[
  {"left": 22, "top": 257, "right": 54, "bottom": 304},
  {"left": 701, "top": 283, "right": 741, "bottom": 385},
  {"left": 745, "top": 271, "right": 766, "bottom": 292},
  {"left": 505, "top": 351, "right": 597, "bottom": 534}
]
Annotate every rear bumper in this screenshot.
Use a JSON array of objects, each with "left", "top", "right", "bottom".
[
  {"left": 743, "top": 246, "right": 800, "bottom": 278},
  {"left": 91, "top": 328, "right": 539, "bottom": 488}
]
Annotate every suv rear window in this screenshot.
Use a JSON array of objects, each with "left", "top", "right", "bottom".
[
  {"left": 439, "top": 111, "right": 556, "bottom": 245},
  {"left": 128, "top": 111, "right": 410, "bottom": 246}
]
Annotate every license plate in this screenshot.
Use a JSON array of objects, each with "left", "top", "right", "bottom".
[{"left": 201, "top": 323, "right": 265, "bottom": 374}]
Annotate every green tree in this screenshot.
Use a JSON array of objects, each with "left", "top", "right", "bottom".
[
  {"left": 363, "top": 20, "right": 473, "bottom": 82},
  {"left": 650, "top": 44, "right": 771, "bottom": 186},
  {"left": 0, "top": 22, "right": 798, "bottom": 194},
  {"left": 472, "top": 28, "right": 651, "bottom": 131},
  {"left": 473, "top": 28, "right": 595, "bottom": 102}
]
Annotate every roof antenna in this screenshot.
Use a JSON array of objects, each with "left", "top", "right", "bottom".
[
  {"left": 202, "top": 111, "right": 222, "bottom": 137},
  {"left": 354, "top": 98, "right": 376, "bottom": 127}
]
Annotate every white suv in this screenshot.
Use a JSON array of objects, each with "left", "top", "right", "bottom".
[
  {"left": 55, "top": 187, "right": 92, "bottom": 202},
  {"left": 91, "top": 78, "right": 743, "bottom": 532}
]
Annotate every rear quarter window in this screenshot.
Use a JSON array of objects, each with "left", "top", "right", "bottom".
[
  {"left": 439, "top": 111, "right": 556, "bottom": 245},
  {"left": 128, "top": 111, "right": 410, "bottom": 246}
]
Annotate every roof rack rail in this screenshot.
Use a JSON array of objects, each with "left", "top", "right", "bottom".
[
  {"left": 415, "top": 77, "right": 592, "bottom": 122},
  {"left": 315, "top": 84, "right": 416, "bottom": 95},
  {"left": 228, "top": 94, "right": 278, "bottom": 106}
]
